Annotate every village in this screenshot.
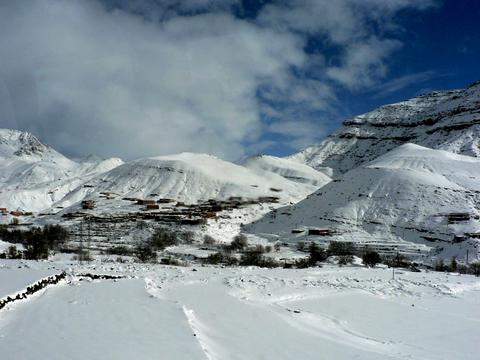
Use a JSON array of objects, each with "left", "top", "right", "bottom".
[{"left": 1, "top": 192, "right": 479, "bottom": 267}]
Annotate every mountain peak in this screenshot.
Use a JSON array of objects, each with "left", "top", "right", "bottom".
[
  {"left": 0, "top": 128, "right": 50, "bottom": 159},
  {"left": 288, "top": 82, "right": 480, "bottom": 175}
]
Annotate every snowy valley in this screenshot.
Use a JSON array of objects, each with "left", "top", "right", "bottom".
[
  {"left": 1, "top": 83, "right": 480, "bottom": 360},
  {"left": 3, "top": 82, "right": 480, "bottom": 264}
]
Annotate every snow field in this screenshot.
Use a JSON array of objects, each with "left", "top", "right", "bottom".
[{"left": 1, "top": 261, "right": 478, "bottom": 360}]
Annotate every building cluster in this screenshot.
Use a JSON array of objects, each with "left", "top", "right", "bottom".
[
  {"left": 63, "top": 196, "right": 281, "bottom": 227},
  {"left": 0, "top": 208, "right": 33, "bottom": 217}
]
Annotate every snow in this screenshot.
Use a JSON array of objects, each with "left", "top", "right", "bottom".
[
  {"left": 1, "top": 260, "right": 479, "bottom": 359},
  {"left": 247, "top": 144, "right": 480, "bottom": 261},
  {"left": 0, "top": 129, "right": 327, "bottom": 219},
  {"left": 2, "top": 83, "right": 480, "bottom": 360},
  {"left": 243, "top": 154, "right": 331, "bottom": 186},
  {"left": 288, "top": 84, "right": 480, "bottom": 175},
  {"left": 56, "top": 152, "right": 324, "bottom": 211},
  {"left": 0, "top": 129, "right": 123, "bottom": 212},
  {"left": 0, "top": 262, "right": 58, "bottom": 298},
  {"left": 0, "top": 277, "right": 206, "bottom": 360}
]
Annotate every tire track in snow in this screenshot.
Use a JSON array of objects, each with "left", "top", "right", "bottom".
[
  {"left": 144, "top": 277, "right": 213, "bottom": 360},
  {"left": 182, "top": 306, "right": 216, "bottom": 360},
  {"left": 228, "top": 287, "right": 411, "bottom": 359}
]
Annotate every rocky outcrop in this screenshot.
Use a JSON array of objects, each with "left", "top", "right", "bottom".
[{"left": 289, "top": 82, "right": 480, "bottom": 175}]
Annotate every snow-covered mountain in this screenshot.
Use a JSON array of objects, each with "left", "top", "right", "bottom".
[
  {"left": 0, "top": 129, "right": 123, "bottom": 212},
  {"left": 0, "top": 128, "right": 328, "bottom": 216},
  {"left": 243, "top": 155, "right": 331, "bottom": 187},
  {"left": 247, "top": 144, "right": 480, "bottom": 260},
  {"left": 2, "top": 82, "right": 480, "bottom": 261},
  {"left": 289, "top": 81, "right": 480, "bottom": 176},
  {"left": 56, "top": 153, "right": 330, "bottom": 211}
]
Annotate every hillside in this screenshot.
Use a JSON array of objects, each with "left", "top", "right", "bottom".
[
  {"left": 289, "top": 81, "right": 480, "bottom": 176},
  {"left": 246, "top": 144, "right": 480, "bottom": 261},
  {"left": 243, "top": 155, "right": 331, "bottom": 187},
  {"left": 0, "top": 129, "right": 123, "bottom": 212},
  {"left": 56, "top": 152, "right": 330, "bottom": 212}
]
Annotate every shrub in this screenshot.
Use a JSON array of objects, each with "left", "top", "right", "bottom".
[
  {"left": 160, "top": 256, "right": 181, "bottom": 266},
  {"left": 6, "top": 246, "right": 22, "bottom": 259},
  {"left": 295, "top": 257, "right": 311, "bottom": 269},
  {"left": 362, "top": 251, "right": 382, "bottom": 267},
  {"left": 338, "top": 255, "right": 354, "bottom": 266},
  {"left": 239, "top": 249, "right": 279, "bottom": 268},
  {"left": 135, "top": 243, "right": 157, "bottom": 263},
  {"left": 204, "top": 252, "right": 223, "bottom": 265},
  {"left": 469, "top": 262, "right": 480, "bottom": 276},
  {"left": 72, "top": 249, "right": 92, "bottom": 262},
  {"left": 204, "top": 251, "right": 238, "bottom": 266},
  {"left": 42, "top": 225, "right": 69, "bottom": 249},
  {"left": 434, "top": 259, "right": 445, "bottom": 272},
  {"left": 457, "top": 264, "right": 469, "bottom": 274},
  {"left": 260, "top": 257, "right": 280, "bottom": 268},
  {"left": 150, "top": 228, "right": 178, "bottom": 250},
  {"left": 450, "top": 257, "right": 458, "bottom": 272},
  {"left": 136, "top": 221, "right": 148, "bottom": 230},
  {"left": 239, "top": 249, "right": 263, "bottom": 266},
  {"left": 297, "top": 241, "right": 306, "bottom": 252},
  {"left": 327, "top": 241, "right": 355, "bottom": 256},
  {"left": 384, "top": 253, "right": 410, "bottom": 268},
  {"left": 265, "top": 245, "right": 272, "bottom": 253},
  {"left": 308, "top": 242, "right": 327, "bottom": 265},
  {"left": 116, "top": 256, "right": 128, "bottom": 263},
  {"left": 0, "top": 225, "right": 69, "bottom": 260},
  {"left": 179, "top": 231, "right": 195, "bottom": 244},
  {"left": 254, "top": 245, "right": 265, "bottom": 253},
  {"left": 107, "top": 245, "right": 133, "bottom": 256},
  {"left": 24, "top": 228, "right": 51, "bottom": 260},
  {"left": 203, "top": 235, "right": 216, "bottom": 245},
  {"left": 229, "top": 234, "right": 248, "bottom": 251}
]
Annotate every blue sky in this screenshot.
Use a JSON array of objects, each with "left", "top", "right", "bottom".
[
  {"left": 352, "top": 0, "right": 480, "bottom": 112},
  {"left": 255, "top": 0, "right": 480, "bottom": 156},
  {"left": 0, "top": 0, "right": 479, "bottom": 160}
]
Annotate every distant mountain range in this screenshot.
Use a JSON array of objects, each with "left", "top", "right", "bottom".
[
  {"left": 289, "top": 80, "right": 480, "bottom": 176},
  {"left": 247, "top": 81, "right": 480, "bottom": 261},
  {"left": 1, "top": 81, "right": 479, "bottom": 261},
  {"left": 0, "top": 129, "right": 328, "bottom": 213}
]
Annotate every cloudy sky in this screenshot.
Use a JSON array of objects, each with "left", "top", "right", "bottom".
[{"left": 0, "top": 0, "right": 479, "bottom": 160}]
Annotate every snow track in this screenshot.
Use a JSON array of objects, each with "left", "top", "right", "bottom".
[
  {"left": 1, "top": 263, "right": 479, "bottom": 359},
  {"left": 0, "top": 277, "right": 206, "bottom": 360}
]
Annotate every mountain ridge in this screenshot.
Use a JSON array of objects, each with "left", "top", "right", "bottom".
[{"left": 288, "top": 81, "right": 480, "bottom": 176}]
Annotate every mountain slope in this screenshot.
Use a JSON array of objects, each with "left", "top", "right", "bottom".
[
  {"left": 0, "top": 129, "right": 122, "bottom": 212},
  {"left": 57, "top": 152, "right": 326, "bottom": 211},
  {"left": 243, "top": 155, "right": 331, "bottom": 187},
  {"left": 289, "top": 81, "right": 480, "bottom": 176},
  {"left": 247, "top": 144, "right": 480, "bottom": 260}
]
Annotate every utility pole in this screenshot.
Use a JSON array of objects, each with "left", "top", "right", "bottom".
[
  {"left": 466, "top": 249, "right": 469, "bottom": 265},
  {"left": 87, "top": 216, "right": 92, "bottom": 264},
  {"left": 392, "top": 258, "right": 395, "bottom": 280},
  {"left": 392, "top": 252, "right": 399, "bottom": 280},
  {"left": 78, "top": 220, "right": 84, "bottom": 265}
]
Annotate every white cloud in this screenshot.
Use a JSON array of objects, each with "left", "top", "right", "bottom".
[
  {"left": 267, "top": 120, "right": 327, "bottom": 150},
  {"left": 326, "top": 37, "right": 402, "bottom": 89},
  {"left": 0, "top": 0, "right": 437, "bottom": 160},
  {"left": 259, "top": 0, "right": 436, "bottom": 90},
  {"left": 370, "top": 70, "right": 439, "bottom": 97},
  {"left": 0, "top": 0, "right": 304, "bottom": 160}
]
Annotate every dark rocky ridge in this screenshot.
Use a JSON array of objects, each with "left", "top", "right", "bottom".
[{"left": 289, "top": 81, "right": 480, "bottom": 175}]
